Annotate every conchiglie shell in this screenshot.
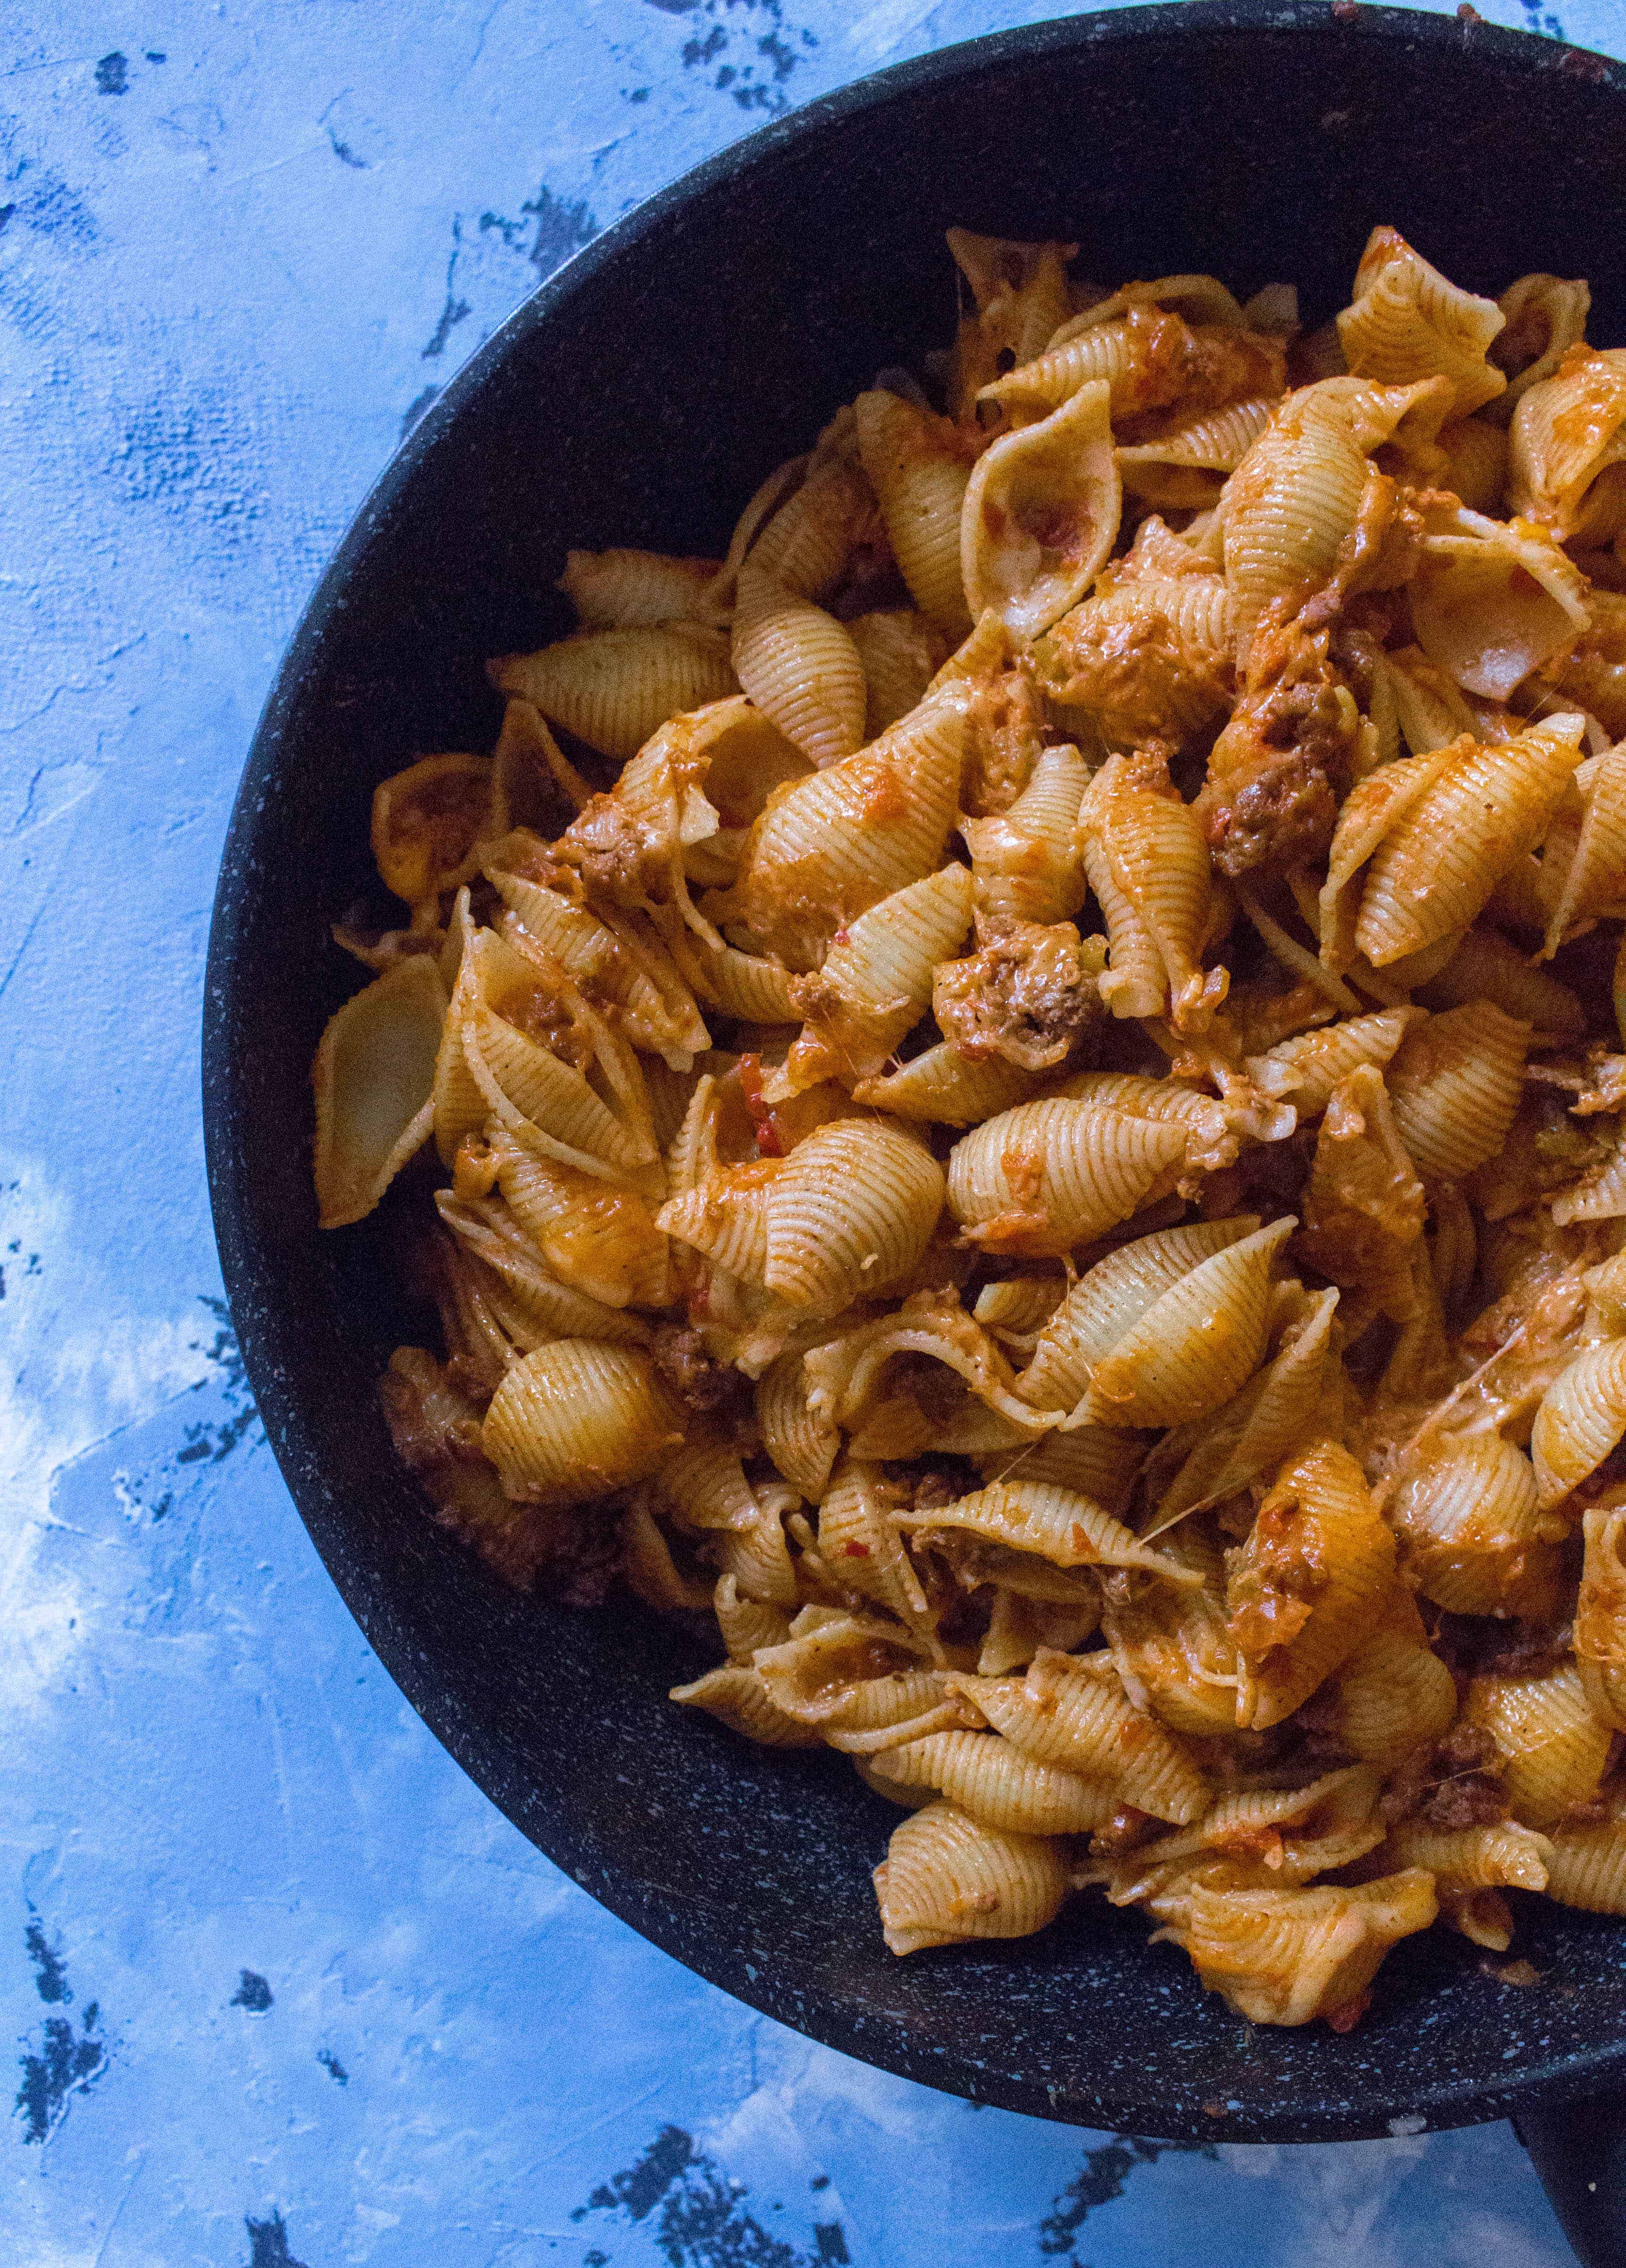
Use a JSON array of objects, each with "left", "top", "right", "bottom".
[
  {"left": 894, "top": 1479, "right": 1200, "bottom": 1587},
  {"left": 818, "top": 1668, "right": 959, "bottom": 1740},
  {"left": 775, "top": 864, "right": 973, "bottom": 1090},
  {"left": 1575, "top": 1503, "right": 1626, "bottom": 1732},
  {"left": 872, "top": 1729, "right": 1114, "bottom": 1835},
  {"left": 1117, "top": 395, "right": 1276, "bottom": 475},
  {"left": 371, "top": 753, "right": 494, "bottom": 907},
  {"left": 1227, "top": 1440, "right": 1398, "bottom": 1729},
  {"left": 488, "top": 623, "right": 737, "bottom": 762},
  {"left": 953, "top": 1652, "right": 1209, "bottom": 1823},
  {"left": 312, "top": 954, "right": 445, "bottom": 1228},
  {"left": 1018, "top": 1216, "right": 1259, "bottom": 1413},
  {"left": 1296, "top": 1063, "right": 1424, "bottom": 1322},
  {"left": 493, "top": 866, "right": 709, "bottom": 1061},
  {"left": 657, "top": 1158, "right": 781, "bottom": 1287},
  {"left": 1076, "top": 753, "right": 1225, "bottom": 1033},
  {"left": 855, "top": 390, "right": 973, "bottom": 638},
  {"left": 1149, "top": 1869, "right": 1437, "bottom": 2029},
  {"left": 1078, "top": 1218, "right": 1294, "bottom": 1430},
  {"left": 811, "top": 1458, "right": 934, "bottom": 1626},
  {"left": 1387, "top": 1818, "right": 1552, "bottom": 1896},
  {"left": 1510, "top": 347, "right": 1626, "bottom": 536},
  {"left": 1532, "top": 1337, "right": 1626, "bottom": 1507},
  {"left": 491, "top": 1129, "right": 670, "bottom": 1308},
  {"left": 804, "top": 1290, "right": 1060, "bottom": 1438},
  {"left": 852, "top": 1041, "right": 1044, "bottom": 1126},
  {"left": 621, "top": 1498, "right": 715, "bottom": 1614},
  {"left": 1541, "top": 740, "right": 1626, "bottom": 957},
  {"left": 1411, "top": 510, "right": 1588, "bottom": 702},
  {"left": 722, "top": 686, "right": 968, "bottom": 971},
  {"left": 752, "top": 1611, "right": 933, "bottom": 1721},
  {"left": 710, "top": 1496, "right": 798, "bottom": 1607},
  {"left": 481, "top": 1341, "right": 680, "bottom": 1506},
  {"left": 669, "top": 1665, "right": 823, "bottom": 1747},
  {"left": 1438, "top": 416, "right": 1510, "bottom": 509},
  {"left": 1541, "top": 1815, "right": 1626, "bottom": 1914},
  {"left": 1552, "top": 1121, "right": 1626, "bottom": 1228},
  {"left": 1465, "top": 1662, "right": 1614, "bottom": 1829},
  {"left": 959, "top": 741, "right": 1091, "bottom": 926},
  {"left": 846, "top": 609, "right": 950, "bottom": 739},
  {"left": 1036, "top": 557, "right": 1235, "bottom": 747},
  {"left": 945, "top": 1099, "right": 1188, "bottom": 1258},
  {"left": 1392, "top": 1433, "right": 1564, "bottom": 1618},
  {"left": 975, "top": 1591, "right": 1099, "bottom": 1678},
  {"left": 732, "top": 574, "right": 867, "bottom": 771},
  {"left": 971, "top": 1427, "right": 1146, "bottom": 1520},
  {"left": 1417, "top": 925, "right": 1584, "bottom": 1039},
  {"left": 756, "top": 1348, "right": 840, "bottom": 1500},
  {"left": 1148, "top": 1286, "right": 1339, "bottom": 1531},
  {"left": 711, "top": 1572, "right": 793, "bottom": 1662},
  {"left": 1329, "top": 1621, "right": 1459, "bottom": 1766},
  {"left": 1385, "top": 999, "right": 1531, "bottom": 1183},
  {"left": 434, "top": 1191, "right": 648, "bottom": 1346},
  {"left": 678, "top": 935, "right": 797, "bottom": 1025},
  {"left": 764, "top": 1119, "right": 943, "bottom": 1311},
  {"left": 1488, "top": 272, "right": 1590, "bottom": 424},
  {"left": 873, "top": 1800, "right": 1067, "bottom": 1954},
  {"left": 976, "top": 313, "right": 1160, "bottom": 421},
  {"left": 1115, "top": 1765, "right": 1384, "bottom": 1892},
  {"left": 1248, "top": 1006, "right": 1420, "bottom": 1121},
  {"left": 558, "top": 546, "right": 725, "bottom": 630},
  {"left": 1353, "top": 718, "right": 1585, "bottom": 967},
  {"left": 463, "top": 999, "right": 652, "bottom": 1177},
  {"left": 961, "top": 380, "right": 1121, "bottom": 639},
  {"left": 1337, "top": 226, "right": 1506, "bottom": 416}
]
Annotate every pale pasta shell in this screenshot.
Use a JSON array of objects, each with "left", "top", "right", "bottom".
[
  {"left": 954, "top": 1651, "right": 1209, "bottom": 1823},
  {"left": 1330, "top": 1622, "right": 1459, "bottom": 1767},
  {"left": 1489, "top": 271, "right": 1591, "bottom": 420},
  {"left": 669, "top": 1665, "right": 823, "bottom": 1747},
  {"left": 812, "top": 1458, "right": 933, "bottom": 1628},
  {"left": 1018, "top": 1216, "right": 1258, "bottom": 1413},
  {"left": 1386, "top": 999, "right": 1531, "bottom": 1182},
  {"left": 756, "top": 1347, "right": 840, "bottom": 1500},
  {"left": 1116, "top": 1765, "right": 1383, "bottom": 1891},
  {"left": 1077, "top": 1218, "right": 1294, "bottom": 1430},
  {"left": 1100, "top": 1525, "right": 1243, "bottom": 1738},
  {"left": 1148, "top": 1285, "right": 1339, "bottom": 1531},
  {"left": 558, "top": 546, "right": 725, "bottom": 630},
  {"left": 312, "top": 954, "right": 445, "bottom": 1229},
  {"left": 855, "top": 389, "right": 973, "bottom": 637},
  {"left": 894, "top": 1479, "right": 1200, "bottom": 1587},
  {"left": 489, "top": 866, "right": 709, "bottom": 1069},
  {"left": 1387, "top": 1818, "right": 1552, "bottom": 1896},
  {"left": 971, "top": 1427, "right": 1146, "bottom": 1519},
  {"left": 1510, "top": 346, "right": 1626, "bottom": 536},
  {"left": 873, "top": 1800, "right": 1067, "bottom": 1954},
  {"left": 434, "top": 1191, "right": 648, "bottom": 1346},
  {"left": 1411, "top": 508, "right": 1589, "bottom": 702},
  {"left": 488, "top": 623, "right": 737, "bottom": 761},
  {"left": 1336, "top": 226, "right": 1506, "bottom": 416},
  {"left": 846, "top": 609, "right": 949, "bottom": 739},
  {"left": 1437, "top": 415, "right": 1510, "bottom": 509},
  {"left": 1541, "top": 739, "right": 1626, "bottom": 958},
  {"left": 763, "top": 1119, "right": 943, "bottom": 1311},
  {"left": 492, "top": 1128, "right": 670, "bottom": 1309},
  {"left": 1465, "top": 1661, "right": 1613, "bottom": 1829},
  {"left": 852, "top": 1042, "right": 1043, "bottom": 1126},
  {"left": 959, "top": 741, "right": 1090, "bottom": 926},
  {"left": 1532, "top": 1336, "right": 1626, "bottom": 1507},
  {"left": 945, "top": 1098, "right": 1188, "bottom": 1257},
  {"left": 371, "top": 753, "right": 493, "bottom": 908},
  {"left": 1392, "top": 1433, "right": 1562, "bottom": 1618},
  {"left": 732, "top": 575, "right": 867, "bottom": 771},
  {"left": 1248, "top": 1005, "right": 1420, "bottom": 1121},
  {"left": 961, "top": 380, "right": 1121, "bottom": 638},
  {"left": 1417, "top": 925, "right": 1584, "bottom": 1038},
  {"left": 657, "top": 1158, "right": 781, "bottom": 1287},
  {"left": 1541, "top": 1817, "right": 1626, "bottom": 1915},
  {"left": 776, "top": 863, "right": 973, "bottom": 1090},
  {"left": 711, "top": 1573, "right": 793, "bottom": 1663},
  {"left": 1076, "top": 753, "right": 1225, "bottom": 1032},
  {"left": 1053, "top": 1071, "right": 1239, "bottom": 1177},
  {"left": 873, "top": 1728, "right": 1115, "bottom": 1835},
  {"left": 481, "top": 1341, "right": 680, "bottom": 1505}
]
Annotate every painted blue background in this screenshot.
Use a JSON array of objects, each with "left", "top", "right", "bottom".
[{"left": 5, "top": 3, "right": 1622, "bottom": 2260}]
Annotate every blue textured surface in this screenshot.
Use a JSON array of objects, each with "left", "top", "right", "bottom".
[{"left": 6, "top": 3, "right": 1625, "bottom": 2259}]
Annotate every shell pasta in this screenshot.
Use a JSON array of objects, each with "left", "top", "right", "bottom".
[{"left": 317, "top": 223, "right": 1626, "bottom": 2031}]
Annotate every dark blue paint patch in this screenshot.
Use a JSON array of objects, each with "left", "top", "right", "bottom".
[
  {"left": 24, "top": 1911, "right": 70, "bottom": 2004},
  {"left": 174, "top": 1296, "right": 263, "bottom": 1463},
  {"left": 400, "top": 384, "right": 439, "bottom": 437},
  {"left": 231, "top": 1969, "right": 273, "bottom": 2012},
  {"left": 1520, "top": 0, "right": 1567, "bottom": 33},
  {"left": 317, "top": 2048, "right": 348, "bottom": 2085},
  {"left": 246, "top": 2210, "right": 310, "bottom": 2268},
  {"left": 572, "top": 2124, "right": 848, "bottom": 2267},
  {"left": 422, "top": 221, "right": 470, "bottom": 358},
  {"left": 1038, "top": 2136, "right": 1216, "bottom": 2263},
  {"left": 95, "top": 53, "right": 129, "bottom": 95},
  {"left": 642, "top": 0, "right": 815, "bottom": 114},
  {"left": 808, "top": 2176, "right": 829, "bottom": 2192},
  {"left": 327, "top": 127, "right": 368, "bottom": 169},
  {"left": 145, "top": 50, "right": 167, "bottom": 62}
]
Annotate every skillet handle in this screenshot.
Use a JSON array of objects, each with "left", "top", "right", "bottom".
[{"left": 1515, "top": 2099, "right": 1626, "bottom": 2267}]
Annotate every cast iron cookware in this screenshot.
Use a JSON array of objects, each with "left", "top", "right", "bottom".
[{"left": 203, "top": 8, "right": 1626, "bottom": 2256}]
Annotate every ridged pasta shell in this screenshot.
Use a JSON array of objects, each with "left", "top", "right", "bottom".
[
  {"left": 1532, "top": 1336, "right": 1626, "bottom": 1507},
  {"left": 1392, "top": 1433, "right": 1563, "bottom": 1618},
  {"left": 1575, "top": 1503, "right": 1626, "bottom": 1732},
  {"left": 491, "top": 1127, "right": 670, "bottom": 1308},
  {"left": 488, "top": 623, "right": 737, "bottom": 762},
  {"left": 1111, "top": 1765, "right": 1384, "bottom": 1893},
  {"left": 1544, "top": 1795, "right": 1626, "bottom": 1913},
  {"left": 1227, "top": 1440, "right": 1397, "bottom": 1729},
  {"left": 1148, "top": 1285, "right": 1339, "bottom": 1532},
  {"left": 1411, "top": 508, "right": 1589, "bottom": 701},
  {"left": 1465, "top": 1661, "right": 1614, "bottom": 1829},
  {"left": 1336, "top": 226, "right": 1506, "bottom": 416},
  {"left": 1099, "top": 1524, "right": 1242, "bottom": 1737},
  {"left": 1247, "top": 1006, "right": 1420, "bottom": 1121},
  {"left": 1510, "top": 346, "right": 1626, "bottom": 537},
  {"left": 558, "top": 546, "right": 725, "bottom": 630},
  {"left": 953, "top": 1651, "right": 1209, "bottom": 1823},
  {"left": 852, "top": 1041, "right": 1043, "bottom": 1126},
  {"left": 732, "top": 573, "right": 867, "bottom": 771},
  {"left": 812, "top": 1458, "right": 935, "bottom": 1628},
  {"left": 756, "top": 1347, "right": 840, "bottom": 1500},
  {"left": 657, "top": 1158, "right": 781, "bottom": 1287},
  {"left": 753, "top": 1610, "right": 933, "bottom": 1721},
  {"left": 1489, "top": 272, "right": 1591, "bottom": 422},
  {"left": 1298, "top": 1063, "right": 1424, "bottom": 1322},
  {"left": 1437, "top": 416, "right": 1510, "bottom": 509},
  {"left": 1036, "top": 548, "right": 1235, "bottom": 748},
  {"left": 772, "top": 864, "right": 973, "bottom": 1092},
  {"left": 959, "top": 741, "right": 1090, "bottom": 925},
  {"left": 846, "top": 609, "right": 950, "bottom": 739},
  {"left": 312, "top": 954, "right": 445, "bottom": 1228},
  {"left": 1053, "top": 1071, "right": 1239, "bottom": 1176},
  {"left": 1142, "top": 1869, "right": 1437, "bottom": 2028},
  {"left": 371, "top": 753, "right": 493, "bottom": 907},
  {"left": 804, "top": 1288, "right": 1062, "bottom": 1437},
  {"left": 971, "top": 1427, "right": 1146, "bottom": 1519},
  {"left": 1075, "top": 1218, "right": 1293, "bottom": 1430},
  {"left": 1118, "top": 395, "right": 1275, "bottom": 474},
  {"left": 710, "top": 1573, "right": 792, "bottom": 1662},
  {"left": 894, "top": 1479, "right": 1201, "bottom": 1587},
  {"left": 975, "top": 1591, "right": 1099, "bottom": 1677},
  {"left": 489, "top": 866, "right": 709, "bottom": 1070},
  {"left": 719, "top": 685, "right": 969, "bottom": 970},
  {"left": 945, "top": 1098, "right": 1188, "bottom": 1257},
  {"left": 481, "top": 1341, "right": 680, "bottom": 1505},
  {"left": 1388, "top": 1818, "right": 1552, "bottom": 1897},
  {"left": 855, "top": 389, "right": 973, "bottom": 638},
  {"left": 961, "top": 380, "right": 1121, "bottom": 638},
  {"left": 1076, "top": 752, "right": 1226, "bottom": 1032},
  {"left": 873, "top": 1800, "right": 1067, "bottom": 1954},
  {"left": 1417, "top": 925, "right": 1584, "bottom": 1038},
  {"left": 434, "top": 1192, "right": 648, "bottom": 1346},
  {"left": 872, "top": 1728, "right": 1115, "bottom": 1835},
  {"left": 1552, "top": 1120, "right": 1626, "bottom": 1228},
  {"left": 668, "top": 1664, "right": 824, "bottom": 1747},
  {"left": 1352, "top": 718, "right": 1585, "bottom": 967},
  {"left": 1541, "top": 740, "right": 1626, "bottom": 958},
  {"left": 1018, "top": 1217, "right": 1258, "bottom": 1412},
  {"left": 753, "top": 1123, "right": 938, "bottom": 1314},
  {"left": 1331, "top": 1621, "right": 1459, "bottom": 1766},
  {"left": 1386, "top": 1000, "right": 1531, "bottom": 1182}
]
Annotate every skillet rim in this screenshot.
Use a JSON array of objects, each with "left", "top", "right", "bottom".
[{"left": 203, "top": 0, "right": 1626, "bottom": 2142}]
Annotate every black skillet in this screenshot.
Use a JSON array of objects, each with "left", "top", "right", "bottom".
[{"left": 202, "top": 6, "right": 1626, "bottom": 2255}]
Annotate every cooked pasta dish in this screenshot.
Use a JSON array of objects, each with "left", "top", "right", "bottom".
[{"left": 312, "top": 224, "right": 1626, "bottom": 2030}]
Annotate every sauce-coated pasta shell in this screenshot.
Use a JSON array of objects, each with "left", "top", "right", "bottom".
[
  {"left": 1510, "top": 346, "right": 1626, "bottom": 538},
  {"left": 434, "top": 1191, "right": 648, "bottom": 1347},
  {"left": 894, "top": 1479, "right": 1201, "bottom": 1587},
  {"left": 873, "top": 1728, "right": 1115, "bottom": 1835},
  {"left": 1386, "top": 1000, "right": 1531, "bottom": 1183},
  {"left": 489, "top": 624, "right": 737, "bottom": 762},
  {"left": 669, "top": 1665, "right": 824, "bottom": 1747},
  {"left": 372, "top": 753, "right": 493, "bottom": 907},
  {"left": 1490, "top": 272, "right": 1591, "bottom": 420},
  {"left": 946, "top": 1098, "right": 1188, "bottom": 1257},
  {"left": 1076, "top": 1218, "right": 1294, "bottom": 1430},
  {"left": 1411, "top": 509, "right": 1588, "bottom": 703},
  {"left": 764, "top": 1119, "right": 944, "bottom": 1311},
  {"left": 1075, "top": 751, "right": 1226, "bottom": 1032},
  {"left": 846, "top": 609, "right": 949, "bottom": 739},
  {"left": 1018, "top": 1217, "right": 1258, "bottom": 1413},
  {"left": 1336, "top": 226, "right": 1507, "bottom": 416},
  {"left": 1247, "top": 1006, "right": 1420, "bottom": 1122},
  {"left": 961, "top": 380, "right": 1121, "bottom": 639},
  {"left": 971, "top": 1427, "right": 1146, "bottom": 1517},
  {"left": 732, "top": 577, "right": 867, "bottom": 772},
  {"left": 1114, "top": 1765, "right": 1384, "bottom": 1892},
  {"left": 1100, "top": 1525, "right": 1243, "bottom": 1738},
  {"left": 1532, "top": 1337, "right": 1626, "bottom": 1508},
  {"left": 852, "top": 1041, "right": 1042, "bottom": 1126},
  {"left": 711, "top": 1573, "right": 793, "bottom": 1663},
  {"left": 873, "top": 1800, "right": 1067, "bottom": 1954},
  {"left": 1328, "top": 1621, "right": 1459, "bottom": 1766},
  {"left": 959, "top": 741, "right": 1090, "bottom": 926},
  {"left": 1054, "top": 1072, "right": 1239, "bottom": 1177},
  {"left": 805, "top": 1288, "right": 1061, "bottom": 1437},
  {"left": 1541, "top": 740, "right": 1626, "bottom": 958},
  {"left": 481, "top": 1341, "right": 680, "bottom": 1506},
  {"left": 1387, "top": 1818, "right": 1551, "bottom": 1897},
  {"left": 1145, "top": 1868, "right": 1438, "bottom": 2028},
  {"left": 1465, "top": 1661, "right": 1614, "bottom": 1829},
  {"left": 312, "top": 954, "right": 445, "bottom": 1229},
  {"left": 1437, "top": 415, "right": 1510, "bottom": 509},
  {"left": 1576, "top": 1502, "right": 1626, "bottom": 1731},
  {"left": 1298, "top": 1063, "right": 1424, "bottom": 1322},
  {"left": 1543, "top": 1792, "right": 1626, "bottom": 1913},
  {"left": 1036, "top": 520, "right": 1235, "bottom": 748},
  {"left": 491, "top": 1129, "right": 670, "bottom": 1308},
  {"left": 756, "top": 1346, "right": 840, "bottom": 1500},
  {"left": 855, "top": 389, "right": 973, "bottom": 638},
  {"left": 1392, "top": 1433, "right": 1563, "bottom": 1618},
  {"left": 774, "top": 864, "right": 973, "bottom": 1091},
  {"left": 1417, "top": 925, "right": 1585, "bottom": 1037},
  {"left": 954, "top": 1650, "right": 1209, "bottom": 1823},
  {"left": 1148, "top": 1285, "right": 1339, "bottom": 1531}
]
